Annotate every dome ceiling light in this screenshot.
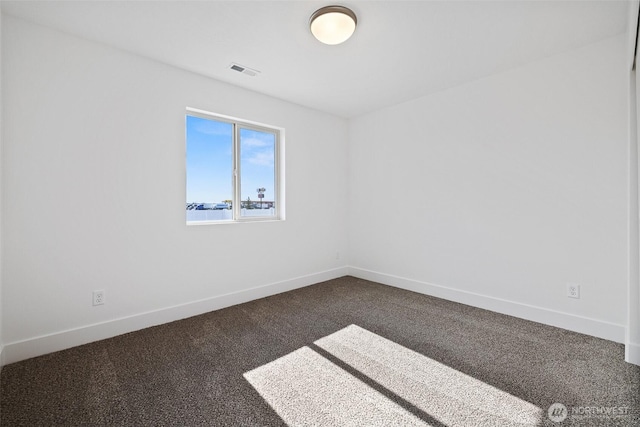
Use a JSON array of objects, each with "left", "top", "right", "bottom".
[{"left": 310, "top": 5, "right": 357, "bottom": 45}]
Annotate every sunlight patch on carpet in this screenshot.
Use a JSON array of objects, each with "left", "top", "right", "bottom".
[
  {"left": 244, "top": 346, "right": 430, "bottom": 426},
  {"left": 244, "top": 325, "right": 543, "bottom": 426}
]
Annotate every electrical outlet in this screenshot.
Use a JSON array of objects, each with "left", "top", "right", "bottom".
[
  {"left": 567, "top": 283, "right": 580, "bottom": 299},
  {"left": 93, "top": 290, "right": 105, "bottom": 306}
]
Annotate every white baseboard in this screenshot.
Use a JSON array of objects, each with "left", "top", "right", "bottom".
[
  {"left": 626, "top": 342, "right": 640, "bottom": 365},
  {"left": 1, "top": 267, "right": 349, "bottom": 366},
  {"left": 349, "top": 266, "right": 626, "bottom": 344},
  {"left": 2, "top": 265, "right": 630, "bottom": 366}
]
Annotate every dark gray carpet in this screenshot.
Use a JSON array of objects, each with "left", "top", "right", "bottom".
[{"left": 1, "top": 276, "right": 639, "bottom": 426}]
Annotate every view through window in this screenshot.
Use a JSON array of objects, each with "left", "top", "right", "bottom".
[{"left": 186, "top": 110, "right": 281, "bottom": 223}]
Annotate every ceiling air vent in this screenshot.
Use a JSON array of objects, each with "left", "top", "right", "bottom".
[{"left": 229, "top": 63, "right": 260, "bottom": 77}]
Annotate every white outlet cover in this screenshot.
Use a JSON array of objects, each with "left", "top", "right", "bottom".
[
  {"left": 93, "top": 290, "right": 105, "bottom": 306},
  {"left": 567, "top": 283, "right": 580, "bottom": 299}
]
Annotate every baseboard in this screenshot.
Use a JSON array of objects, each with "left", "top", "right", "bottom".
[
  {"left": 2, "top": 265, "right": 628, "bottom": 366},
  {"left": 349, "top": 266, "right": 626, "bottom": 344},
  {"left": 2, "top": 267, "right": 349, "bottom": 366},
  {"left": 626, "top": 341, "right": 640, "bottom": 365}
]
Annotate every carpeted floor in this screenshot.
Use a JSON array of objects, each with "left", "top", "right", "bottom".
[{"left": 1, "top": 276, "right": 639, "bottom": 426}]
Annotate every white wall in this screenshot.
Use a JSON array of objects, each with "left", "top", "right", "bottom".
[
  {"left": 0, "top": 13, "right": 633, "bottom": 365},
  {"left": 1, "top": 16, "right": 349, "bottom": 363},
  {"left": 629, "top": 65, "right": 640, "bottom": 364},
  {"left": 349, "top": 35, "right": 629, "bottom": 342},
  {"left": 628, "top": 0, "right": 640, "bottom": 366},
  {"left": 0, "top": 10, "right": 4, "bottom": 366}
]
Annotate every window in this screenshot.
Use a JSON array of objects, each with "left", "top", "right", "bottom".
[{"left": 186, "top": 108, "right": 283, "bottom": 224}]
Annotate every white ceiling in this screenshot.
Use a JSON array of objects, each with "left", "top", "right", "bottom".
[{"left": 0, "top": 1, "right": 630, "bottom": 118}]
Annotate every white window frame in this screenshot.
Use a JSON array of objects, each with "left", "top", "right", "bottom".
[{"left": 186, "top": 107, "right": 285, "bottom": 225}]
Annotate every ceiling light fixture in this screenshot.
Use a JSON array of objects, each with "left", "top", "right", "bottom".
[{"left": 310, "top": 5, "right": 357, "bottom": 45}]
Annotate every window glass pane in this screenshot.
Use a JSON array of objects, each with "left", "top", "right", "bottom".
[
  {"left": 239, "top": 127, "right": 276, "bottom": 217},
  {"left": 186, "top": 115, "right": 234, "bottom": 222}
]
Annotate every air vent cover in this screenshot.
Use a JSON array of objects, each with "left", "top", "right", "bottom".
[{"left": 229, "top": 63, "right": 260, "bottom": 77}]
